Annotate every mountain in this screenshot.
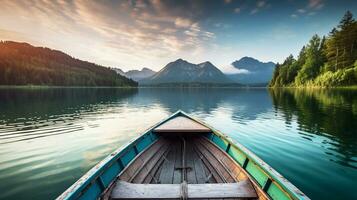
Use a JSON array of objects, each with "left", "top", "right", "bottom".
[
  {"left": 140, "top": 59, "right": 234, "bottom": 86},
  {"left": 0, "top": 41, "right": 137, "bottom": 87},
  {"left": 112, "top": 68, "right": 126, "bottom": 76},
  {"left": 125, "top": 68, "right": 156, "bottom": 81},
  {"left": 226, "top": 57, "right": 275, "bottom": 85}
]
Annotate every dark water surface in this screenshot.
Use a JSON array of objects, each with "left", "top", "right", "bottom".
[{"left": 0, "top": 88, "right": 356, "bottom": 200}]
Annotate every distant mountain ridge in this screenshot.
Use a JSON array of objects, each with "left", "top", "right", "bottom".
[
  {"left": 111, "top": 68, "right": 126, "bottom": 76},
  {"left": 0, "top": 41, "right": 137, "bottom": 87},
  {"left": 227, "top": 57, "right": 275, "bottom": 85},
  {"left": 232, "top": 57, "right": 275, "bottom": 71},
  {"left": 140, "top": 59, "right": 235, "bottom": 86},
  {"left": 125, "top": 68, "right": 156, "bottom": 81},
  {"left": 117, "top": 57, "right": 273, "bottom": 86}
]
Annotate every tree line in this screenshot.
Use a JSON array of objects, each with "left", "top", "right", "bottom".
[
  {"left": 0, "top": 41, "right": 137, "bottom": 87},
  {"left": 270, "top": 11, "right": 357, "bottom": 87}
]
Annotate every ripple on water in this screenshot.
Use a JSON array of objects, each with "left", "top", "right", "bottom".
[{"left": 0, "top": 125, "right": 84, "bottom": 144}]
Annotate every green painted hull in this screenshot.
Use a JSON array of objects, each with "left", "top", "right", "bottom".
[{"left": 57, "top": 110, "right": 309, "bottom": 200}]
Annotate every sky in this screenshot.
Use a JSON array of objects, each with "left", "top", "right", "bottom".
[{"left": 0, "top": 0, "right": 356, "bottom": 72}]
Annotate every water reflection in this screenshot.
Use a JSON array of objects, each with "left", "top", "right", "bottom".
[
  {"left": 0, "top": 88, "right": 138, "bottom": 119},
  {"left": 269, "top": 89, "right": 357, "bottom": 170},
  {"left": 131, "top": 88, "right": 272, "bottom": 120},
  {"left": 0, "top": 88, "right": 138, "bottom": 144}
]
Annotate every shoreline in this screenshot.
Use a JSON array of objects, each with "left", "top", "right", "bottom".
[
  {"left": 268, "top": 86, "right": 357, "bottom": 90},
  {"left": 1, "top": 85, "right": 357, "bottom": 89},
  {"left": 0, "top": 85, "right": 138, "bottom": 89},
  {"left": 0, "top": 85, "right": 269, "bottom": 89}
]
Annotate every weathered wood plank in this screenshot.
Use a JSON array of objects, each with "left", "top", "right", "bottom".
[
  {"left": 196, "top": 138, "right": 238, "bottom": 183},
  {"left": 148, "top": 159, "right": 164, "bottom": 184},
  {"left": 154, "top": 116, "right": 211, "bottom": 133},
  {"left": 119, "top": 139, "right": 166, "bottom": 182},
  {"left": 193, "top": 144, "right": 224, "bottom": 183},
  {"left": 131, "top": 142, "right": 171, "bottom": 183},
  {"left": 194, "top": 140, "right": 233, "bottom": 183},
  {"left": 186, "top": 141, "right": 197, "bottom": 184},
  {"left": 173, "top": 141, "right": 182, "bottom": 184},
  {"left": 159, "top": 143, "right": 176, "bottom": 184},
  {"left": 193, "top": 152, "right": 208, "bottom": 183},
  {"left": 188, "top": 180, "right": 257, "bottom": 199},
  {"left": 197, "top": 137, "right": 269, "bottom": 200},
  {"left": 111, "top": 180, "right": 257, "bottom": 199},
  {"left": 111, "top": 181, "right": 180, "bottom": 199}
]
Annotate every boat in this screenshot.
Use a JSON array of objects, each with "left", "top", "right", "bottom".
[{"left": 57, "top": 110, "right": 309, "bottom": 200}]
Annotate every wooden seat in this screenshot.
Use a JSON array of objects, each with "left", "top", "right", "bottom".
[{"left": 111, "top": 180, "right": 257, "bottom": 199}]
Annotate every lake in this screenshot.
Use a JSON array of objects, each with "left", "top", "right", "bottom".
[{"left": 0, "top": 88, "right": 356, "bottom": 200}]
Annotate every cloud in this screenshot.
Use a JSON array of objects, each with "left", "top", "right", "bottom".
[
  {"left": 297, "top": 9, "right": 306, "bottom": 13},
  {"left": 250, "top": 8, "right": 259, "bottom": 15},
  {"left": 224, "top": 0, "right": 232, "bottom": 4},
  {"left": 315, "top": 3, "right": 324, "bottom": 9},
  {"left": 250, "top": 0, "right": 269, "bottom": 15},
  {"left": 257, "top": 1, "right": 266, "bottom": 8},
  {"left": 234, "top": 7, "right": 241, "bottom": 13},
  {"left": 0, "top": 29, "right": 35, "bottom": 43},
  {"left": 175, "top": 17, "right": 192, "bottom": 28},
  {"left": 290, "top": 14, "right": 298, "bottom": 18},
  {"left": 0, "top": 0, "right": 217, "bottom": 69},
  {"left": 221, "top": 64, "right": 251, "bottom": 74},
  {"left": 291, "top": 1, "right": 323, "bottom": 19},
  {"left": 308, "top": 0, "right": 324, "bottom": 9}
]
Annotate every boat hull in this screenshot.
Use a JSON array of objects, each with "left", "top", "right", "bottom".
[{"left": 57, "top": 111, "right": 309, "bottom": 200}]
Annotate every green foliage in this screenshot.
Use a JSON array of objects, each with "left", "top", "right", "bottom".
[
  {"left": 314, "top": 67, "right": 357, "bottom": 87},
  {"left": 270, "top": 11, "right": 357, "bottom": 87},
  {"left": 325, "top": 11, "right": 357, "bottom": 71},
  {"left": 0, "top": 41, "right": 138, "bottom": 87},
  {"left": 295, "top": 35, "right": 324, "bottom": 84}
]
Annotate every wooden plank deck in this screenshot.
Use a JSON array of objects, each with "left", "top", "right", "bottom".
[
  {"left": 110, "top": 135, "right": 258, "bottom": 200},
  {"left": 118, "top": 136, "right": 223, "bottom": 184}
]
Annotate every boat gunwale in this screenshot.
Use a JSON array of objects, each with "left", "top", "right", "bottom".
[
  {"left": 178, "top": 111, "right": 309, "bottom": 200},
  {"left": 56, "top": 111, "right": 182, "bottom": 200}
]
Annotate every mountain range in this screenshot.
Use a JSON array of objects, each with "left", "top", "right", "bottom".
[
  {"left": 114, "top": 57, "right": 275, "bottom": 86},
  {"left": 139, "top": 59, "right": 235, "bottom": 86},
  {"left": 227, "top": 57, "right": 275, "bottom": 85},
  {"left": 115, "top": 57, "right": 275, "bottom": 86}
]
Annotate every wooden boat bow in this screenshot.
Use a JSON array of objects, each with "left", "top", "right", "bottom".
[{"left": 57, "top": 110, "right": 310, "bottom": 200}]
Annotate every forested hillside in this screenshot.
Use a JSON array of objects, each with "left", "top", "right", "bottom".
[
  {"left": 0, "top": 41, "right": 137, "bottom": 87},
  {"left": 270, "top": 11, "right": 357, "bottom": 87}
]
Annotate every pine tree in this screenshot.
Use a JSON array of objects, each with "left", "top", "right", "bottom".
[
  {"left": 269, "top": 11, "right": 357, "bottom": 87},
  {"left": 269, "top": 63, "right": 280, "bottom": 87},
  {"left": 338, "top": 11, "right": 354, "bottom": 29},
  {"left": 295, "top": 34, "right": 323, "bottom": 84},
  {"left": 325, "top": 11, "right": 357, "bottom": 70}
]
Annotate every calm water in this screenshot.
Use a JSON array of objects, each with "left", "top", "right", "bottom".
[{"left": 0, "top": 88, "right": 356, "bottom": 200}]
